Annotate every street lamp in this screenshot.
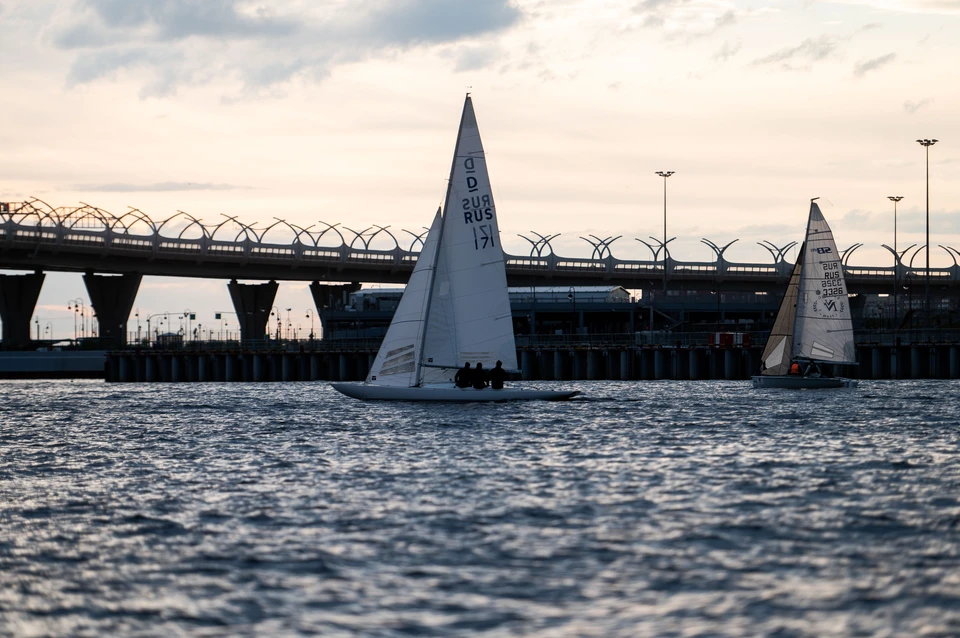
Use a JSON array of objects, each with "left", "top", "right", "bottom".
[
  {"left": 567, "top": 286, "right": 577, "bottom": 335},
  {"left": 270, "top": 306, "right": 281, "bottom": 340},
  {"left": 916, "top": 138, "right": 937, "bottom": 321},
  {"left": 306, "top": 309, "right": 315, "bottom": 340},
  {"left": 655, "top": 171, "right": 675, "bottom": 291},
  {"left": 35, "top": 316, "right": 39, "bottom": 341},
  {"left": 68, "top": 298, "right": 85, "bottom": 339},
  {"left": 888, "top": 196, "right": 903, "bottom": 328}
]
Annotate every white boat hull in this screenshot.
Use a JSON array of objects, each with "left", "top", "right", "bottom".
[
  {"left": 752, "top": 375, "right": 858, "bottom": 389},
  {"left": 331, "top": 382, "right": 580, "bottom": 402}
]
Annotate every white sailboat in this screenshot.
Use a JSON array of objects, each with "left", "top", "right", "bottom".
[
  {"left": 752, "top": 199, "right": 859, "bottom": 389},
  {"left": 332, "top": 96, "right": 579, "bottom": 402}
]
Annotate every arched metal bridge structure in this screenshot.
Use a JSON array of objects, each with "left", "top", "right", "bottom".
[{"left": 2, "top": 198, "right": 959, "bottom": 346}]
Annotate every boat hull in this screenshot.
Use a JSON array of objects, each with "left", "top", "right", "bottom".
[
  {"left": 331, "top": 383, "right": 580, "bottom": 402},
  {"left": 752, "top": 375, "right": 858, "bottom": 389}
]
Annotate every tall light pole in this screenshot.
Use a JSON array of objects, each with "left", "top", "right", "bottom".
[
  {"left": 68, "top": 298, "right": 85, "bottom": 339},
  {"left": 888, "top": 196, "right": 903, "bottom": 329},
  {"left": 655, "top": 171, "right": 674, "bottom": 291},
  {"left": 916, "top": 139, "right": 937, "bottom": 321}
]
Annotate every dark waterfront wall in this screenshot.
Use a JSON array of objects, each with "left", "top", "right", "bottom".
[{"left": 104, "top": 344, "right": 960, "bottom": 382}]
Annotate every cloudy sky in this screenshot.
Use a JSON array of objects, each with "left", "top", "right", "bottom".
[{"left": 1, "top": 0, "right": 956, "bottom": 339}]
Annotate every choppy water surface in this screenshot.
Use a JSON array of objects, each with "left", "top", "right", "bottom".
[{"left": 2, "top": 380, "right": 960, "bottom": 637}]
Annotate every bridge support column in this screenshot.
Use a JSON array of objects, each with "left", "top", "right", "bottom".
[
  {"left": 227, "top": 279, "right": 278, "bottom": 344},
  {"left": 83, "top": 272, "right": 141, "bottom": 347},
  {"left": 872, "top": 348, "right": 885, "bottom": 379},
  {"left": 553, "top": 351, "right": 565, "bottom": 381},
  {"left": 911, "top": 347, "right": 923, "bottom": 379},
  {"left": 724, "top": 349, "right": 739, "bottom": 380},
  {"left": 309, "top": 282, "right": 361, "bottom": 338},
  {"left": 586, "top": 351, "right": 602, "bottom": 380},
  {"left": 521, "top": 351, "right": 535, "bottom": 380},
  {"left": 620, "top": 350, "right": 632, "bottom": 380},
  {"left": 0, "top": 272, "right": 45, "bottom": 348},
  {"left": 653, "top": 349, "right": 668, "bottom": 380},
  {"left": 225, "top": 355, "right": 238, "bottom": 382}
]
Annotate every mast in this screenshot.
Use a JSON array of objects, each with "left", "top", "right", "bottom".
[{"left": 415, "top": 94, "right": 471, "bottom": 386}]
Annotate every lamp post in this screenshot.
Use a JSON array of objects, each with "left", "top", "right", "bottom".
[
  {"left": 888, "top": 196, "right": 903, "bottom": 328},
  {"left": 567, "top": 286, "right": 577, "bottom": 336},
  {"left": 655, "top": 171, "right": 674, "bottom": 291},
  {"left": 306, "top": 310, "right": 315, "bottom": 340},
  {"left": 270, "top": 306, "right": 280, "bottom": 340},
  {"left": 68, "top": 298, "right": 85, "bottom": 339},
  {"left": 916, "top": 139, "right": 937, "bottom": 321},
  {"left": 68, "top": 301, "right": 78, "bottom": 340},
  {"left": 35, "top": 316, "right": 39, "bottom": 341}
]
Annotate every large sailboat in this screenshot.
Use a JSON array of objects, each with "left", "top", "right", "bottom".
[
  {"left": 332, "top": 96, "right": 579, "bottom": 402},
  {"left": 752, "top": 199, "right": 859, "bottom": 389}
]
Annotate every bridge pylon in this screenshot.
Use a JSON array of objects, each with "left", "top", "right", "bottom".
[
  {"left": 83, "top": 272, "right": 142, "bottom": 347},
  {"left": 228, "top": 279, "right": 279, "bottom": 343},
  {"left": 0, "top": 271, "right": 45, "bottom": 349}
]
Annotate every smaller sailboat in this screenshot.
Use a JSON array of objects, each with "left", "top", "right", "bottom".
[
  {"left": 752, "top": 199, "right": 858, "bottom": 389},
  {"left": 332, "top": 95, "right": 579, "bottom": 402}
]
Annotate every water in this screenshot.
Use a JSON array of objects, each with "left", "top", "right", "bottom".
[{"left": 1, "top": 380, "right": 959, "bottom": 637}]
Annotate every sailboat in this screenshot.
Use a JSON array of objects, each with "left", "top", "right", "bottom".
[
  {"left": 332, "top": 96, "right": 579, "bottom": 402},
  {"left": 752, "top": 199, "right": 859, "bottom": 389}
]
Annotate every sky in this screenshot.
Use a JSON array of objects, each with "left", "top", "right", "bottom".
[{"left": 0, "top": 0, "right": 957, "bottom": 340}]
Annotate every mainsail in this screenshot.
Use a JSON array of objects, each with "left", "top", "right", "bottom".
[
  {"left": 760, "top": 248, "right": 802, "bottom": 376},
  {"left": 792, "top": 201, "right": 856, "bottom": 364},
  {"left": 420, "top": 95, "right": 517, "bottom": 384},
  {"left": 365, "top": 95, "right": 517, "bottom": 388}
]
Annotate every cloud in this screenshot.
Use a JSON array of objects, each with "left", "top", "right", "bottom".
[
  {"left": 631, "top": 0, "right": 739, "bottom": 41},
  {"left": 904, "top": 98, "right": 932, "bottom": 114},
  {"left": 712, "top": 40, "right": 741, "bottom": 62},
  {"left": 751, "top": 35, "right": 842, "bottom": 68},
  {"left": 71, "top": 182, "right": 249, "bottom": 192},
  {"left": 48, "top": 0, "right": 523, "bottom": 97},
  {"left": 853, "top": 52, "right": 896, "bottom": 76},
  {"left": 452, "top": 45, "right": 503, "bottom": 72},
  {"left": 822, "top": 1, "right": 960, "bottom": 16}
]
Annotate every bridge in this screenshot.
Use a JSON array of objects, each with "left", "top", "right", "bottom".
[{"left": 2, "top": 198, "right": 957, "bottom": 347}]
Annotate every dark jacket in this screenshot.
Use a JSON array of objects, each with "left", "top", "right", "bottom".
[
  {"left": 472, "top": 365, "right": 488, "bottom": 389},
  {"left": 454, "top": 365, "right": 471, "bottom": 388},
  {"left": 489, "top": 365, "right": 507, "bottom": 390}
]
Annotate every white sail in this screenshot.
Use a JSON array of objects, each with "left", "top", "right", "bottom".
[
  {"left": 365, "top": 210, "right": 442, "bottom": 387},
  {"left": 760, "top": 251, "right": 802, "bottom": 376},
  {"left": 793, "top": 201, "right": 856, "bottom": 364},
  {"left": 420, "top": 96, "right": 517, "bottom": 384}
]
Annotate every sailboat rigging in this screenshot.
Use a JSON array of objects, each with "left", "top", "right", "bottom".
[
  {"left": 332, "top": 95, "right": 579, "bottom": 401},
  {"left": 752, "top": 199, "right": 858, "bottom": 389}
]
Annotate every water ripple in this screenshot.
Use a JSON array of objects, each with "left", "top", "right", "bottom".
[{"left": 1, "top": 379, "right": 960, "bottom": 636}]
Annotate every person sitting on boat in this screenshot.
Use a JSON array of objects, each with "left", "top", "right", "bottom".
[
  {"left": 472, "top": 362, "right": 489, "bottom": 389},
  {"left": 804, "top": 363, "right": 822, "bottom": 378},
  {"left": 489, "top": 360, "right": 507, "bottom": 390},
  {"left": 789, "top": 362, "right": 801, "bottom": 375},
  {"left": 454, "top": 362, "right": 472, "bottom": 388}
]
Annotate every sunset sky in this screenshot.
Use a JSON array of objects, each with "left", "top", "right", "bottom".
[{"left": 1, "top": 0, "right": 956, "bottom": 339}]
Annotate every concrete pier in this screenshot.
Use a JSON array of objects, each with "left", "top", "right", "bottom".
[{"left": 100, "top": 342, "right": 960, "bottom": 383}]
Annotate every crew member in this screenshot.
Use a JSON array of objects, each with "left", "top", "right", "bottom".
[
  {"left": 454, "top": 362, "right": 472, "bottom": 388},
  {"left": 789, "top": 362, "right": 801, "bottom": 375},
  {"left": 489, "top": 360, "right": 507, "bottom": 390},
  {"left": 472, "top": 362, "right": 488, "bottom": 389}
]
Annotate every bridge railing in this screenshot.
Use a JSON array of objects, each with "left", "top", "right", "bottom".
[{"left": 5, "top": 199, "right": 960, "bottom": 283}]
